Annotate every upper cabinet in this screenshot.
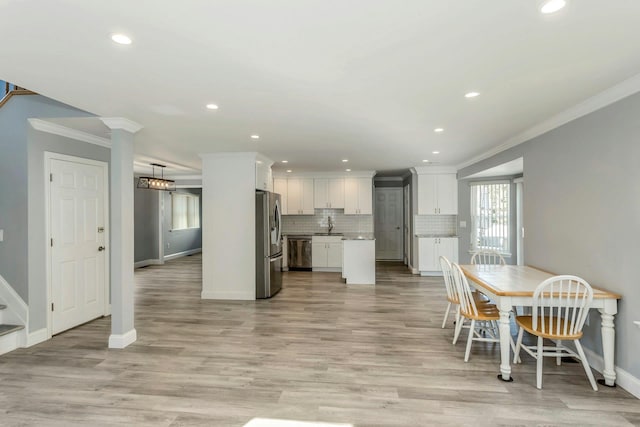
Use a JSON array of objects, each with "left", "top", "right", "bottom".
[
  {"left": 255, "top": 158, "right": 273, "bottom": 192},
  {"left": 273, "top": 178, "right": 288, "bottom": 214},
  {"left": 314, "top": 178, "right": 345, "bottom": 209},
  {"left": 417, "top": 172, "right": 457, "bottom": 215},
  {"left": 344, "top": 177, "right": 373, "bottom": 215},
  {"left": 286, "top": 178, "right": 314, "bottom": 215}
]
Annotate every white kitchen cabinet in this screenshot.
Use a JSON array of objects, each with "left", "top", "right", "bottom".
[
  {"left": 273, "top": 178, "right": 288, "bottom": 215},
  {"left": 287, "top": 178, "right": 314, "bottom": 215},
  {"left": 342, "top": 239, "right": 376, "bottom": 284},
  {"left": 418, "top": 237, "right": 458, "bottom": 274},
  {"left": 255, "top": 161, "right": 272, "bottom": 191},
  {"left": 344, "top": 177, "right": 372, "bottom": 215},
  {"left": 314, "top": 178, "right": 345, "bottom": 209},
  {"left": 418, "top": 173, "right": 457, "bottom": 215},
  {"left": 312, "top": 236, "right": 342, "bottom": 271}
]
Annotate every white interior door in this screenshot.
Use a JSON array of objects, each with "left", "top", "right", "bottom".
[
  {"left": 50, "top": 156, "right": 107, "bottom": 335},
  {"left": 374, "top": 188, "right": 403, "bottom": 260}
]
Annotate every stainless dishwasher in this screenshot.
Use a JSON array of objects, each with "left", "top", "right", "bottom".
[{"left": 287, "top": 236, "right": 312, "bottom": 270}]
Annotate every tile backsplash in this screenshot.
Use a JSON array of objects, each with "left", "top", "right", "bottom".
[
  {"left": 414, "top": 214, "right": 458, "bottom": 236},
  {"left": 282, "top": 209, "right": 373, "bottom": 234}
]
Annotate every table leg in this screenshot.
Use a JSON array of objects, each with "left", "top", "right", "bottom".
[
  {"left": 599, "top": 308, "right": 617, "bottom": 387},
  {"left": 497, "top": 304, "right": 513, "bottom": 382}
]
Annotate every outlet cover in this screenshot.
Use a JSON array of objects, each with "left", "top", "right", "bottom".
[{"left": 0, "top": 229, "right": 3, "bottom": 241}]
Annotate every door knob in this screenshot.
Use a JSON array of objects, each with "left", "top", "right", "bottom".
[
  {"left": 396, "top": 226, "right": 401, "bottom": 230},
  {"left": 98, "top": 246, "right": 106, "bottom": 252}
]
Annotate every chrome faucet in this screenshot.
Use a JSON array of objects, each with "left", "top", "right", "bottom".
[{"left": 328, "top": 215, "right": 334, "bottom": 234}]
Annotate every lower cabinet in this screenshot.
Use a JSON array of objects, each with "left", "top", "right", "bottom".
[
  {"left": 312, "top": 236, "right": 343, "bottom": 271},
  {"left": 418, "top": 237, "right": 458, "bottom": 274}
]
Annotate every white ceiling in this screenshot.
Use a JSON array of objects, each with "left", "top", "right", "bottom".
[{"left": 3, "top": 1, "right": 640, "bottom": 177}]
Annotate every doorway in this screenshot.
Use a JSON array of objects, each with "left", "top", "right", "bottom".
[
  {"left": 374, "top": 188, "right": 403, "bottom": 260},
  {"left": 46, "top": 153, "right": 109, "bottom": 336}
]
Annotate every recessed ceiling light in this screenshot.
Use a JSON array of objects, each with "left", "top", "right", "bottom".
[
  {"left": 111, "top": 34, "right": 132, "bottom": 45},
  {"left": 464, "top": 92, "right": 480, "bottom": 98},
  {"left": 540, "top": 0, "right": 566, "bottom": 14},
  {"left": 422, "top": 159, "right": 429, "bottom": 163},
  {"left": 432, "top": 151, "right": 440, "bottom": 154},
  {"left": 342, "top": 159, "right": 349, "bottom": 163},
  {"left": 251, "top": 135, "right": 260, "bottom": 140},
  {"left": 434, "top": 128, "right": 444, "bottom": 133},
  {"left": 286, "top": 169, "right": 292, "bottom": 173},
  {"left": 281, "top": 160, "right": 288, "bottom": 163},
  {"left": 206, "top": 104, "right": 219, "bottom": 110},
  {"left": 345, "top": 169, "right": 351, "bottom": 172}
]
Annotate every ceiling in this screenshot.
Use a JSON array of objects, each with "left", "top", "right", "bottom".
[{"left": 2, "top": 1, "right": 640, "bottom": 177}]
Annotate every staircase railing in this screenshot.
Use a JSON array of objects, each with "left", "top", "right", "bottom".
[{"left": 0, "top": 80, "right": 36, "bottom": 108}]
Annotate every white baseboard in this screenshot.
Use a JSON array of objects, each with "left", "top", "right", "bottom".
[
  {"left": 0, "top": 330, "right": 19, "bottom": 356},
  {"left": 134, "top": 259, "right": 163, "bottom": 269},
  {"left": 108, "top": 328, "right": 137, "bottom": 349},
  {"left": 26, "top": 328, "right": 48, "bottom": 347},
  {"left": 201, "top": 290, "right": 256, "bottom": 300},
  {"left": 420, "top": 271, "right": 443, "bottom": 277},
  {"left": 164, "top": 248, "right": 201, "bottom": 261},
  {"left": 584, "top": 347, "right": 640, "bottom": 399},
  {"left": 0, "top": 273, "right": 28, "bottom": 327}
]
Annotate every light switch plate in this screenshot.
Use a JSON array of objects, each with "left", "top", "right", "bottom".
[
  {"left": 459, "top": 221, "right": 467, "bottom": 228},
  {"left": 0, "top": 229, "right": 3, "bottom": 242}
]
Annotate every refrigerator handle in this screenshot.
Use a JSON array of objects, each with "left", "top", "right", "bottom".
[
  {"left": 268, "top": 254, "right": 283, "bottom": 261},
  {"left": 275, "top": 198, "right": 282, "bottom": 244}
]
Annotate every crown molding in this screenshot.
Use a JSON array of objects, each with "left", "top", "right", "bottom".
[
  {"left": 413, "top": 166, "right": 457, "bottom": 175},
  {"left": 273, "top": 170, "right": 376, "bottom": 179},
  {"left": 456, "top": 72, "right": 640, "bottom": 170},
  {"left": 100, "top": 117, "right": 143, "bottom": 133},
  {"left": 28, "top": 118, "right": 111, "bottom": 148}
]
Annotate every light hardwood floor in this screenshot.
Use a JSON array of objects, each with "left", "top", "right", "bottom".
[{"left": 1, "top": 255, "right": 638, "bottom": 426}]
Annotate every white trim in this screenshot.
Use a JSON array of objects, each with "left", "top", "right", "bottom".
[
  {"left": 513, "top": 177, "right": 524, "bottom": 184},
  {"left": 374, "top": 177, "right": 403, "bottom": 182},
  {"left": 26, "top": 328, "right": 48, "bottom": 347},
  {"left": 44, "top": 152, "right": 110, "bottom": 340},
  {"left": 158, "top": 192, "right": 165, "bottom": 265},
  {"left": 100, "top": 117, "right": 143, "bottom": 134},
  {"left": 0, "top": 273, "right": 28, "bottom": 327},
  {"left": 163, "top": 248, "right": 202, "bottom": 261},
  {"left": 134, "top": 259, "right": 163, "bottom": 269},
  {"left": 108, "top": 328, "right": 137, "bottom": 349},
  {"left": 456, "top": 72, "right": 640, "bottom": 170},
  {"left": 29, "top": 119, "right": 111, "bottom": 148},
  {"left": 413, "top": 166, "right": 457, "bottom": 175},
  {"left": 201, "top": 290, "right": 256, "bottom": 300},
  {"left": 273, "top": 171, "right": 376, "bottom": 179},
  {"left": 583, "top": 347, "right": 640, "bottom": 399}
]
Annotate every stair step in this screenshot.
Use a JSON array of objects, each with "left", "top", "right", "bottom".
[{"left": 0, "top": 324, "right": 24, "bottom": 337}]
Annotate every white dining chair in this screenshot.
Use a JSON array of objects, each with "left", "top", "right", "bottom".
[
  {"left": 512, "top": 275, "right": 598, "bottom": 391},
  {"left": 470, "top": 250, "right": 506, "bottom": 266},
  {"left": 439, "top": 256, "right": 458, "bottom": 329},
  {"left": 451, "top": 263, "right": 517, "bottom": 362}
]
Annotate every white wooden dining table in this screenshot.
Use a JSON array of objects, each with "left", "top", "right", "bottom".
[{"left": 459, "top": 264, "right": 621, "bottom": 386}]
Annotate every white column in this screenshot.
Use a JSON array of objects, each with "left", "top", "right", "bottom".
[
  {"left": 200, "top": 152, "right": 258, "bottom": 300},
  {"left": 101, "top": 118, "right": 143, "bottom": 348}
]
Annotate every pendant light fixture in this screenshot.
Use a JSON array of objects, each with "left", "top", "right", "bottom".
[{"left": 136, "top": 163, "right": 175, "bottom": 191}]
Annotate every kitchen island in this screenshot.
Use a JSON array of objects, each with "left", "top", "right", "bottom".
[{"left": 341, "top": 234, "right": 375, "bottom": 285}]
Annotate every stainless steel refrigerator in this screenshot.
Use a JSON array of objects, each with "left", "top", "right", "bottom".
[{"left": 255, "top": 190, "right": 283, "bottom": 298}]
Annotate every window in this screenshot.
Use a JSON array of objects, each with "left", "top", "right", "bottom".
[
  {"left": 470, "top": 181, "right": 510, "bottom": 254},
  {"left": 171, "top": 193, "right": 200, "bottom": 230}
]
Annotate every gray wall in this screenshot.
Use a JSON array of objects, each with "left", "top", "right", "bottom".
[
  {"left": 457, "top": 91, "right": 640, "bottom": 379},
  {"left": 134, "top": 179, "right": 160, "bottom": 262},
  {"left": 0, "top": 94, "right": 95, "bottom": 315},
  {"left": 163, "top": 188, "right": 202, "bottom": 256}
]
